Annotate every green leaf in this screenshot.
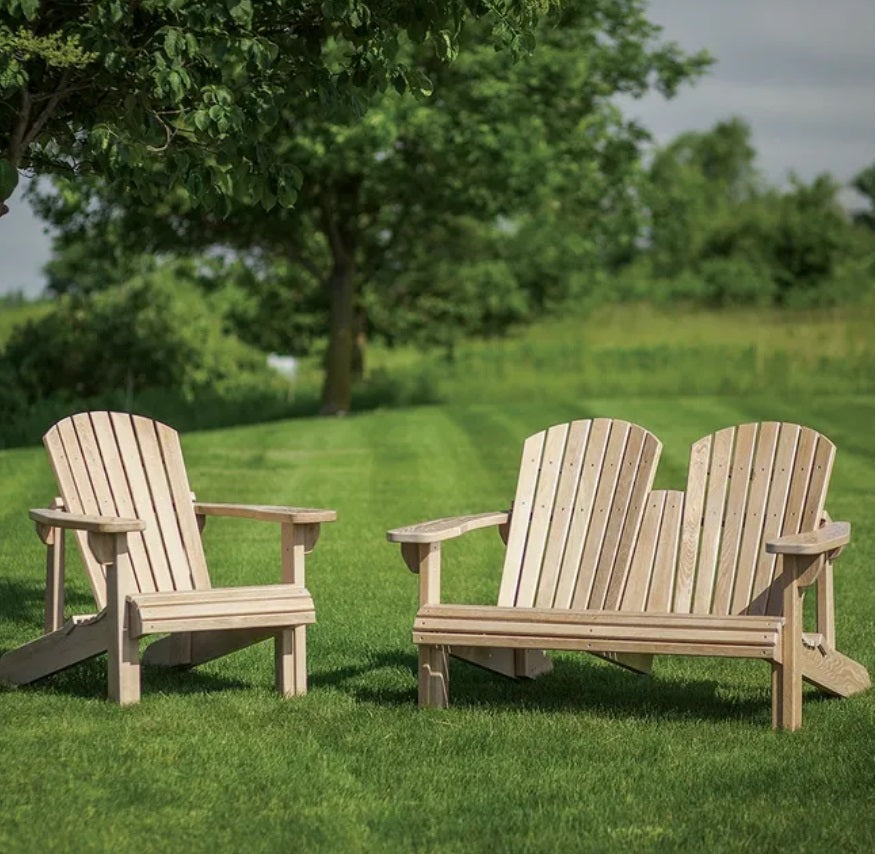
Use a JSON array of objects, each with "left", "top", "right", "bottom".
[
  {"left": 0, "top": 159, "right": 19, "bottom": 202},
  {"left": 20, "top": 0, "right": 39, "bottom": 21},
  {"left": 193, "top": 110, "right": 210, "bottom": 131},
  {"left": 228, "top": 0, "right": 253, "bottom": 26},
  {"left": 164, "top": 28, "right": 182, "bottom": 59}
]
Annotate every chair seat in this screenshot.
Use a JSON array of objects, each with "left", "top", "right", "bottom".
[
  {"left": 414, "top": 604, "right": 783, "bottom": 660},
  {"left": 128, "top": 584, "right": 316, "bottom": 637}
]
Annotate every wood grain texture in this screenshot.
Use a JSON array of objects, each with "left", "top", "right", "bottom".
[{"left": 11, "top": 410, "right": 334, "bottom": 704}]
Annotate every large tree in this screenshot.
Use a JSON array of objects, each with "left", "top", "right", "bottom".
[
  {"left": 1, "top": 0, "right": 547, "bottom": 218},
  {"left": 35, "top": 0, "right": 710, "bottom": 413}
]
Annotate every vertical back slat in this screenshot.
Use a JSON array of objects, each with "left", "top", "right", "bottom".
[
  {"left": 692, "top": 426, "right": 735, "bottom": 613},
  {"left": 552, "top": 419, "right": 612, "bottom": 608},
  {"left": 131, "top": 416, "right": 194, "bottom": 592},
  {"left": 570, "top": 421, "right": 631, "bottom": 609},
  {"left": 730, "top": 422, "right": 781, "bottom": 614},
  {"left": 534, "top": 420, "right": 591, "bottom": 608},
  {"left": 763, "top": 428, "right": 819, "bottom": 614},
  {"left": 43, "top": 425, "right": 107, "bottom": 608},
  {"left": 711, "top": 423, "right": 758, "bottom": 615},
  {"left": 799, "top": 437, "right": 835, "bottom": 534},
  {"left": 88, "top": 411, "right": 157, "bottom": 594},
  {"left": 155, "top": 422, "right": 211, "bottom": 590},
  {"left": 674, "top": 435, "right": 711, "bottom": 613},
  {"left": 747, "top": 423, "right": 801, "bottom": 615},
  {"left": 57, "top": 418, "right": 110, "bottom": 597},
  {"left": 76, "top": 412, "right": 155, "bottom": 594},
  {"left": 620, "top": 492, "right": 665, "bottom": 612},
  {"left": 586, "top": 427, "right": 646, "bottom": 609},
  {"left": 515, "top": 424, "right": 569, "bottom": 607},
  {"left": 602, "top": 433, "right": 662, "bottom": 611},
  {"left": 497, "top": 431, "right": 546, "bottom": 606},
  {"left": 110, "top": 413, "right": 176, "bottom": 592},
  {"left": 645, "top": 491, "right": 683, "bottom": 611}
]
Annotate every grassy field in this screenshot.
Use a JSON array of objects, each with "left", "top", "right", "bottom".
[{"left": 0, "top": 304, "right": 872, "bottom": 852}]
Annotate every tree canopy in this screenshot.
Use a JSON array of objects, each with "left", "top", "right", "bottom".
[
  {"left": 34, "top": 0, "right": 711, "bottom": 413},
  {"left": 1, "top": 0, "right": 548, "bottom": 217}
]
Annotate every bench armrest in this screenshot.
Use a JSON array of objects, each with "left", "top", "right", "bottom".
[
  {"left": 766, "top": 522, "right": 850, "bottom": 556},
  {"left": 387, "top": 511, "right": 509, "bottom": 544},
  {"left": 29, "top": 508, "right": 145, "bottom": 534},
  {"left": 193, "top": 503, "right": 336, "bottom": 524}
]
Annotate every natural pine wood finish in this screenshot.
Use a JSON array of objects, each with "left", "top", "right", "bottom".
[
  {"left": 0, "top": 411, "right": 335, "bottom": 704},
  {"left": 390, "top": 420, "right": 870, "bottom": 729},
  {"left": 388, "top": 419, "right": 662, "bottom": 700}
]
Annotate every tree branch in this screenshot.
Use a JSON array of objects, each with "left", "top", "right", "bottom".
[
  {"left": 22, "top": 69, "right": 73, "bottom": 151},
  {"left": 146, "top": 112, "right": 175, "bottom": 153},
  {"left": 8, "top": 88, "right": 33, "bottom": 165}
]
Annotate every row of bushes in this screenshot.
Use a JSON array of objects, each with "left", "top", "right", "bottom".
[
  {"left": 0, "top": 268, "right": 300, "bottom": 448},
  {"left": 605, "top": 253, "right": 873, "bottom": 309}
]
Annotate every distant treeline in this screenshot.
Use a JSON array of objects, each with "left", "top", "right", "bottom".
[{"left": 1, "top": 118, "right": 872, "bottom": 442}]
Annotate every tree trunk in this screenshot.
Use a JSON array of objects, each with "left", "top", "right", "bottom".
[
  {"left": 352, "top": 311, "right": 367, "bottom": 381},
  {"left": 318, "top": 183, "right": 361, "bottom": 415},
  {"left": 320, "top": 253, "right": 355, "bottom": 414}
]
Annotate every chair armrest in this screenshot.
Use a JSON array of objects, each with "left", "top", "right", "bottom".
[
  {"left": 766, "top": 522, "right": 850, "bottom": 556},
  {"left": 387, "top": 511, "right": 509, "bottom": 544},
  {"left": 29, "top": 508, "right": 145, "bottom": 534},
  {"left": 193, "top": 503, "right": 337, "bottom": 524}
]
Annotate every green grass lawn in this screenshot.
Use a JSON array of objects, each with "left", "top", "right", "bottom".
[{"left": 0, "top": 304, "right": 873, "bottom": 852}]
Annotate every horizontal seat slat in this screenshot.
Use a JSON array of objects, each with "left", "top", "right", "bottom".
[
  {"left": 414, "top": 618, "right": 778, "bottom": 647},
  {"left": 417, "top": 604, "right": 783, "bottom": 632},
  {"left": 131, "top": 584, "right": 311, "bottom": 607},
  {"left": 134, "top": 598, "right": 314, "bottom": 621},
  {"left": 413, "top": 633, "right": 777, "bottom": 660},
  {"left": 128, "top": 585, "right": 315, "bottom": 637},
  {"left": 136, "top": 612, "right": 316, "bottom": 636}
]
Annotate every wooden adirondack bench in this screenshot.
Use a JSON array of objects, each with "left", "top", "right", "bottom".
[
  {"left": 388, "top": 420, "right": 870, "bottom": 730},
  {"left": 0, "top": 412, "right": 336, "bottom": 705}
]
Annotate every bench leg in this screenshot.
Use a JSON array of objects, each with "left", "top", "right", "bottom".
[
  {"left": 275, "top": 626, "right": 307, "bottom": 697},
  {"left": 419, "top": 645, "right": 449, "bottom": 708},
  {"left": 772, "top": 574, "right": 805, "bottom": 731}
]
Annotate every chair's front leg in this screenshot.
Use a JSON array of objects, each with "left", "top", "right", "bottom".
[
  {"left": 772, "top": 553, "right": 818, "bottom": 731},
  {"left": 402, "top": 542, "right": 450, "bottom": 708},
  {"left": 419, "top": 645, "right": 449, "bottom": 708},
  {"left": 275, "top": 522, "right": 318, "bottom": 696},
  {"left": 91, "top": 531, "right": 140, "bottom": 706}
]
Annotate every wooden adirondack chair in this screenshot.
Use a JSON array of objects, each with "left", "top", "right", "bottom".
[
  {"left": 0, "top": 412, "right": 336, "bottom": 705},
  {"left": 388, "top": 420, "right": 870, "bottom": 730}
]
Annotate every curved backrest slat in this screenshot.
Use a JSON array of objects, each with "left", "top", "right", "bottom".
[
  {"left": 43, "top": 412, "right": 210, "bottom": 606},
  {"left": 621, "top": 490, "right": 684, "bottom": 612},
  {"left": 497, "top": 419, "right": 661, "bottom": 610},
  {"left": 680, "top": 422, "right": 834, "bottom": 617}
]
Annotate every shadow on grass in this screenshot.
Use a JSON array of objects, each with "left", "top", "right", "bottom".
[
  {"left": 312, "top": 647, "right": 834, "bottom": 726},
  {"left": 0, "top": 579, "right": 96, "bottom": 627},
  {"left": 0, "top": 658, "right": 252, "bottom": 701},
  {"left": 0, "top": 580, "right": 256, "bottom": 700}
]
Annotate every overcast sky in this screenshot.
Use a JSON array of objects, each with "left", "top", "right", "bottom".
[{"left": 1, "top": 0, "right": 873, "bottom": 298}]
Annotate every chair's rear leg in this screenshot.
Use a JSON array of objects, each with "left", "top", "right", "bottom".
[
  {"left": 419, "top": 644, "right": 449, "bottom": 708},
  {"left": 275, "top": 626, "right": 307, "bottom": 697}
]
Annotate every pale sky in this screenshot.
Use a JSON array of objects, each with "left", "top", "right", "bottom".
[{"left": 1, "top": 0, "right": 873, "bottom": 298}]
